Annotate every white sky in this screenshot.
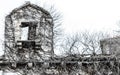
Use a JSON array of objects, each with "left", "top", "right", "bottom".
[
  {"left": 0, "top": 0, "right": 120, "bottom": 37},
  {"left": 0, "top": 0, "right": 120, "bottom": 74}
]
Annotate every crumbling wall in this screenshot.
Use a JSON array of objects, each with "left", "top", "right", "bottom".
[{"left": 4, "top": 3, "right": 54, "bottom": 62}]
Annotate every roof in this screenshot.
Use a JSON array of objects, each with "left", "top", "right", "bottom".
[{"left": 9, "top": 2, "right": 50, "bottom": 16}]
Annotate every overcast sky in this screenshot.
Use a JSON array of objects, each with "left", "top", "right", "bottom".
[
  {"left": 0, "top": 0, "right": 120, "bottom": 37},
  {"left": 0, "top": 0, "right": 120, "bottom": 74}
]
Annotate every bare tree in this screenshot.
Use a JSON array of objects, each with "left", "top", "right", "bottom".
[
  {"left": 60, "top": 34, "right": 80, "bottom": 56},
  {"left": 79, "top": 32, "right": 110, "bottom": 54},
  {"left": 61, "top": 31, "right": 110, "bottom": 56},
  {"left": 44, "top": 5, "right": 63, "bottom": 50}
]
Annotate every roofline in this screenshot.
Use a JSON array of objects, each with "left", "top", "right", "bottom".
[{"left": 9, "top": 2, "right": 51, "bottom": 16}]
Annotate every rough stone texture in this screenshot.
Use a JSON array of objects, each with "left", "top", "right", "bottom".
[
  {"left": 100, "top": 36, "right": 120, "bottom": 56},
  {"left": 4, "top": 2, "right": 54, "bottom": 62}
]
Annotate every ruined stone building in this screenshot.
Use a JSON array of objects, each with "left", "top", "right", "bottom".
[
  {"left": 1, "top": 2, "right": 120, "bottom": 75},
  {"left": 4, "top": 2, "right": 54, "bottom": 62}
]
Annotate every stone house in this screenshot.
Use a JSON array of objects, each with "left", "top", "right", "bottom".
[{"left": 4, "top": 2, "right": 54, "bottom": 61}]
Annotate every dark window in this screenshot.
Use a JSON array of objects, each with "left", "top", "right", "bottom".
[{"left": 20, "top": 22, "right": 37, "bottom": 40}]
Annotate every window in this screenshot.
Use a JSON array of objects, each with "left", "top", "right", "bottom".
[
  {"left": 20, "top": 22, "right": 37, "bottom": 40},
  {"left": 21, "top": 27, "right": 29, "bottom": 40}
]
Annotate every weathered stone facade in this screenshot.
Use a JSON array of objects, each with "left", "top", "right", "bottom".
[{"left": 4, "top": 2, "right": 54, "bottom": 62}]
